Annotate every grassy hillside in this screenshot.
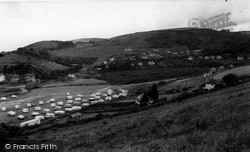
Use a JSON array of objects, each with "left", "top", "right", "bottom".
[
  {"left": 52, "top": 28, "right": 250, "bottom": 58},
  {"left": 15, "top": 82, "right": 250, "bottom": 152}
]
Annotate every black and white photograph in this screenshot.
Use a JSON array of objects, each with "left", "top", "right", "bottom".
[{"left": 0, "top": 0, "right": 249, "bottom": 151}]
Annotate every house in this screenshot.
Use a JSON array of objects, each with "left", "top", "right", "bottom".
[
  {"left": 229, "top": 64, "right": 234, "bottom": 68},
  {"left": 204, "top": 56, "right": 210, "bottom": 60},
  {"left": 166, "top": 51, "right": 172, "bottom": 54},
  {"left": 124, "top": 48, "right": 131, "bottom": 52},
  {"left": 24, "top": 73, "right": 36, "bottom": 82},
  {"left": 203, "top": 84, "right": 215, "bottom": 90},
  {"left": 137, "top": 62, "right": 143, "bottom": 66},
  {"left": 141, "top": 56, "right": 148, "bottom": 59},
  {"left": 198, "top": 56, "right": 203, "bottom": 59},
  {"left": 10, "top": 74, "right": 20, "bottom": 83},
  {"left": 148, "top": 61, "right": 155, "bottom": 65},
  {"left": 237, "top": 56, "right": 244, "bottom": 60},
  {"left": 192, "top": 49, "right": 202, "bottom": 55},
  {"left": 210, "top": 67, "right": 217, "bottom": 73},
  {"left": 216, "top": 55, "right": 222, "bottom": 59},
  {"left": 131, "top": 63, "right": 135, "bottom": 66},
  {"left": 153, "top": 49, "right": 159, "bottom": 52},
  {"left": 185, "top": 50, "right": 190, "bottom": 54},
  {"left": 109, "top": 58, "right": 115, "bottom": 62},
  {"left": 173, "top": 52, "right": 178, "bottom": 55},
  {"left": 0, "top": 74, "right": 5, "bottom": 82},
  {"left": 20, "top": 118, "right": 41, "bottom": 127},
  {"left": 188, "top": 56, "right": 194, "bottom": 61},
  {"left": 68, "top": 74, "right": 76, "bottom": 79},
  {"left": 210, "top": 55, "right": 215, "bottom": 59},
  {"left": 179, "top": 51, "right": 185, "bottom": 54},
  {"left": 148, "top": 53, "right": 162, "bottom": 59},
  {"left": 70, "top": 112, "right": 82, "bottom": 118}
]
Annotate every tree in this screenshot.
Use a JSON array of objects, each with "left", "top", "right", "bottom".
[
  {"left": 222, "top": 74, "right": 240, "bottom": 86},
  {"left": 140, "top": 92, "right": 149, "bottom": 106},
  {"left": 148, "top": 83, "right": 159, "bottom": 102}
]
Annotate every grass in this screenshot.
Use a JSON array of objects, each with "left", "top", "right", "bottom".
[{"left": 17, "top": 81, "right": 250, "bottom": 152}]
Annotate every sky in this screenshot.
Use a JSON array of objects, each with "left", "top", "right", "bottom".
[{"left": 0, "top": 0, "right": 250, "bottom": 52}]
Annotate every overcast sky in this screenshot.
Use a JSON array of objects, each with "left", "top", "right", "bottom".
[{"left": 0, "top": 0, "right": 249, "bottom": 52}]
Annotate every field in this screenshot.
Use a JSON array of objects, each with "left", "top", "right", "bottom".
[
  {"left": 0, "top": 84, "right": 110, "bottom": 125},
  {"left": 20, "top": 81, "right": 250, "bottom": 152},
  {"left": 99, "top": 67, "right": 208, "bottom": 85},
  {"left": 42, "top": 78, "right": 108, "bottom": 88}
]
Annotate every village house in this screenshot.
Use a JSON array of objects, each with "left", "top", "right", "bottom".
[
  {"left": 137, "top": 62, "right": 143, "bottom": 66},
  {"left": 148, "top": 53, "right": 162, "bottom": 59},
  {"left": 68, "top": 74, "right": 76, "bottom": 79},
  {"left": 153, "top": 49, "right": 159, "bottom": 52},
  {"left": 216, "top": 55, "right": 222, "bottom": 59},
  {"left": 109, "top": 57, "right": 115, "bottom": 62},
  {"left": 173, "top": 52, "right": 178, "bottom": 55},
  {"left": 141, "top": 56, "right": 148, "bottom": 60},
  {"left": 204, "top": 56, "right": 210, "bottom": 60},
  {"left": 198, "top": 55, "right": 203, "bottom": 59},
  {"left": 124, "top": 48, "right": 132, "bottom": 52},
  {"left": 179, "top": 51, "right": 185, "bottom": 55},
  {"left": 192, "top": 49, "right": 202, "bottom": 55},
  {"left": 204, "top": 84, "right": 215, "bottom": 90},
  {"left": 229, "top": 64, "right": 234, "bottom": 68},
  {"left": 24, "top": 73, "right": 36, "bottom": 82},
  {"left": 166, "top": 50, "right": 172, "bottom": 54},
  {"left": 237, "top": 56, "right": 244, "bottom": 60},
  {"left": 10, "top": 74, "right": 20, "bottom": 83},
  {"left": 0, "top": 74, "right": 5, "bottom": 82},
  {"left": 203, "top": 79, "right": 218, "bottom": 91},
  {"left": 210, "top": 55, "right": 215, "bottom": 59},
  {"left": 185, "top": 50, "right": 190, "bottom": 55},
  {"left": 148, "top": 61, "right": 155, "bottom": 65},
  {"left": 188, "top": 56, "right": 194, "bottom": 61}
]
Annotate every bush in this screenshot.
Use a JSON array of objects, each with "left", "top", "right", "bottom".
[{"left": 222, "top": 74, "right": 240, "bottom": 86}]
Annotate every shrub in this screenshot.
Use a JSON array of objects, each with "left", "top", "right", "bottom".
[{"left": 222, "top": 74, "right": 240, "bottom": 86}]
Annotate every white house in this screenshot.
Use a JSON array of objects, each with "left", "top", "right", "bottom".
[
  {"left": 216, "top": 55, "right": 222, "bottom": 59},
  {"left": 188, "top": 56, "right": 194, "bottom": 61},
  {"left": 0, "top": 74, "right": 5, "bottom": 82},
  {"left": 204, "top": 56, "right": 209, "bottom": 60},
  {"left": 203, "top": 84, "right": 215, "bottom": 90},
  {"left": 68, "top": 74, "right": 76, "bottom": 79},
  {"left": 148, "top": 61, "right": 155, "bottom": 65},
  {"left": 237, "top": 56, "right": 244, "bottom": 60},
  {"left": 137, "top": 62, "right": 143, "bottom": 66}
]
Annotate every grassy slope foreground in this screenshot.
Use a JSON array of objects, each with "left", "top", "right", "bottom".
[{"left": 25, "top": 82, "right": 250, "bottom": 152}]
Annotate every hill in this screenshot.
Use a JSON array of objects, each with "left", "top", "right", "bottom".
[
  {"left": 14, "top": 81, "right": 250, "bottom": 152},
  {"left": 1, "top": 28, "right": 250, "bottom": 82},
  {"left": 72, "top": 38, "right": 107, "bottom": 43},
  {"left": 51, "top": 28, "right": 250, "bottom": 58}
]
